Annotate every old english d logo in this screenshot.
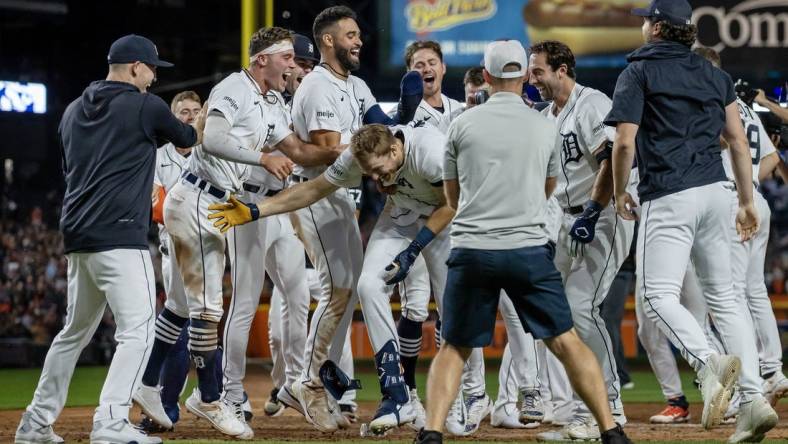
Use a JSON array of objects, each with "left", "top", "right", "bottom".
[{"left": 561, "top": 132, "right": 582, "bottom": 164}]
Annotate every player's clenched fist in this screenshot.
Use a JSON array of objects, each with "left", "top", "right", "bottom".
[{"left": 208, "top": 196, "right": 260, "bottom": 233}]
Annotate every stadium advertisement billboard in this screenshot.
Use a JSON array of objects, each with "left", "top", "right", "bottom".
[{"left": 384, "top": 0, "right": 788, "bottom": 71}]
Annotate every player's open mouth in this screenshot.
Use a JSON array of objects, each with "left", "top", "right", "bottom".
[
  {"left": 282, "top": 72, "right": 291, "bottom": 82},
  {"left": 423, "top": 74, "right": 435, "bottom": 85},
  {"left": 350, "top": 48, "right": 360, "bottom": 57}
]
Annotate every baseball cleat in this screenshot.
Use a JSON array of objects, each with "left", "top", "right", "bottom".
[
  {"left": 699, "top": 354, "right": 741, "bottom": 429},
  {"left": 542, "top": 399, "right": 556, "bottom": 425},
  {"left": 444, "top": 393, "right": 467, "bottom": 436},
  {"left": 289, "top": 380, "right": 338, "bottom": 433},
  {"left": 330, "top": 397, "right": 351, "bottom": 429},
  {"left": 242, "top": 391, "right": 253, "bottom": 421},
  {"left": 463, "top": 393, "right": 492, "bottom": 436},
  {"left": 15, "top": 412, "right": 64, "bottom": 444},
  {"left": 519, "top": 389, "right": 545, "bottom": 425},
  {"left": 491, "top": 405, "right": 528, "bottom": 429},
  {"left": 762, "top": 372, "right": 788, "bottom": 406},
  {"left": 537, "top": 414, "right": 598, "bottom": 442},
  {"left": 132, "top": 384, "right": 173, "bottom": 430},
  {"left": 722, "top": 390, "right": 741, "bottom": 425},
  {"left": 185, "top": 389, "right": 245, "bottom": 437},
  {"left": 264, "top": 387, "right": 284, "bottom": 417},
  {"left": 137, "top": 415, "right": 173, "bottom": 434},
  {"left": 365, "top": 396, "right": 417, "bottom": 435},
  {"left": 650, "top": 404, "right": 691, "bottom": 424},
  {"left": 224, "top": 398, "right": 254, "bottom": 440},
  {"left": 409, "top": 389, "right": 427, "bottom": 431},
  {"left": 339, "top": 402, "right": 359, "bottom": 424},
  {"left": 277, "top": 385, "right": 305, "bottom": 416},
  {"left": 89, "top": 418, "right": 162, "bottom": 444},
  {"left": 728, "top": 395, "right": 778, "bottom": 443}
]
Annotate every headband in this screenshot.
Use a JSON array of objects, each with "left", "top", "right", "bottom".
[{"left": 249, "top": 40, "right": 294, "bottom": 63}]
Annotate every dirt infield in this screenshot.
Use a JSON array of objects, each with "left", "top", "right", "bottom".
[{"left": 3, "top": 368, "right": 788, "bottom": 442}]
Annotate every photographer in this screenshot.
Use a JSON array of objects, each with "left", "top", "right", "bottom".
[{"left": 755, "top": 88, "right": 788, "bottom": 124}]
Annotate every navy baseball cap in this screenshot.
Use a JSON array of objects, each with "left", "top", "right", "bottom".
[
  {"left": 293, "top": 34, "right": 318, "bottom": 63},
  {"left": 632, "top": 0, "right": 693, "bottom": 26},
  {"left": 107, "top": 34, "right": 174, "bottom": 67}
]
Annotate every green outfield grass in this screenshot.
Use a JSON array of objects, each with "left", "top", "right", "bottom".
[{"left": 0, "top": 365, "right": 704, "bottom": 410}]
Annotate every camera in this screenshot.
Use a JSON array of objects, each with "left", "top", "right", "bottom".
[
  {"left": 467, "top": 89, "right": 490, "bottom": 106},
  {"left": 734, "top": 79, "right": 759, "bottom": 107}
]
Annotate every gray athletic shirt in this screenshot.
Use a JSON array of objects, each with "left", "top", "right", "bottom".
[{"left": 443, "top": 92, "right": 560, "bottom": 250}]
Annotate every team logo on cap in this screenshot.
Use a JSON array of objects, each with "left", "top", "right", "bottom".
[
  {"left": 405, "top": 0, "right": 496, "bottom": 33},
  {"left": 308, "top": 43, "right": 314, "bottom": 54}
]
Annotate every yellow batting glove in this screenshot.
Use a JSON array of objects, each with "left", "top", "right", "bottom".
[{"left": 207, "top": 196, "right": 260, "bottom": 233}]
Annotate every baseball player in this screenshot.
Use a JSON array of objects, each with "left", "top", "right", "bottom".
[
  {"left": 394, "top": 40, "right": 494, "bottom": 435},
  {"left": 219, "top": 83, "right": 316, "bottom": 439},
  {"left": 637, "top": 261, "right": 713, "bottom": 423},
  {"left": 263, "top": 33, "right": 318, "bottom": 419},
  {"left": 208, "top": 121, "right": 455, "bottom": 437},
  {"left": 414, "top": 39, "right": 631, "bottom": 444},
  {"left": 134, "top": 91, "right": 203, "bottom": 434},
  {"left": 639, "top": 47, "right": 788, "bottom": 424},
  {"left": 607, "top": 1, "right": 777, "bottom": 441},
  {"left": 280, "top": 6, "right": 421, "bottom": 433},
  {"left": 15, "top": 35, "right": 196, "bottom": 444},
  {"left": 133, "top": 27, "right": 344, "bottom": 437},
  {"left": 527, "top": 40, "right": 636, "bottom": 441}
]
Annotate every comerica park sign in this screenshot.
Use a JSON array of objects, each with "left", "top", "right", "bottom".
[{"left": 694, "top": 0, "right": 788, "bottom": 52}]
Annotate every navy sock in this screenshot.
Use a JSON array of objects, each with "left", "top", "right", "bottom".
[
  {"left": 189, "top": 319, "right": 220, "bottom": 402},
  {"left": 668, "top": 395, "right": 689, "bottom": 409},
  {"left": 142, "top": 309, "right": 188, "bottom": 387},
  {"left": 397, "top": 317, "right": 423, "bottom": 390},
  {"left": 375, "top": 340, "right": 408, "bottom": 404},
  {"left": 215, "top": 345, "right": 224, "bottom": 394},
  {"left": 160, "top": 324, "right": 190, "bottom": 411}
]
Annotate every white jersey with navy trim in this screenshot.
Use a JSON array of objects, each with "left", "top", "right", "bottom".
[
  {"left": 189, "top": 70, "right": 288, "bottom": 192},
  {"left": 245, "top": 90, "right": 293, "bottom": 191},
  {"left": 721, "top": 98, "right": 776, "bottom": 188},
  {"left": 324, "top": 123, "right": 445, "bottom": 226},
  {"left": 155, "top": 143, "right": 191, "bottom": 192},
  {"left": 542, "top": 83, "right": 615, "bottom": 209},
  {"left": 154, "top": 143, "right": 190, "bottom": 241},
  {"left": 290, "top": 65, "right": 377, "bottom": 179},
  {"left": 412, "top": 94, "right": 464, "bottom": 133}
]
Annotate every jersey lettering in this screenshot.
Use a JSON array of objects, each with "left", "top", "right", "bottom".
[
  {"left": 358, "top": 98, "right": 366, "bottom": 121},
  {"left": 746, "top": 124, "right": 761, "bottom": 165},
  {"left": 561, "top": 132, "right": 583, "bottom": 164}
]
